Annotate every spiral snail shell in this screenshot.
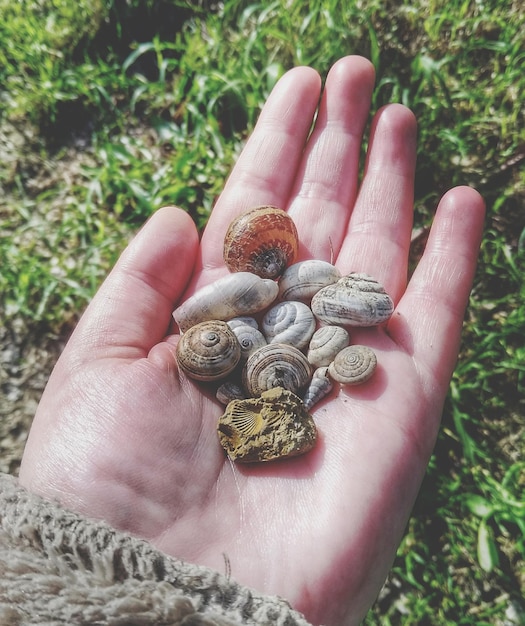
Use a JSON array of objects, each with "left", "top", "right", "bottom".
[
  {"left": 328, "top": 345, "right": 377, "bottom": 385},
  {"left": 176, "top": 320, "right": 241, "bottom": 381},
  {"left": 216, "top": 381, "right": 247, "bottom": 406},
  {"left": 227, "top": 319, "right": 267, "bottom": 362},
  {"left": 223, "top": 206, "right": 299, "bottom": 279},
  {"left": 311, "top": 273, "right": 394, "bottom": 327},
  {"left": 278, "top": 260, "right": 341, "bottom": 302},
  {"left": 307, "top": 325, "right": 350, "bottom": 368},
  {"left": 242, "top": 343, "right": 313, "bottom": 397},
  {"left": 261, "top": 301, "right": 316, "bottom": 350},
  {"left": 173, "top": 271, "right": 278, "bottom": 333}
]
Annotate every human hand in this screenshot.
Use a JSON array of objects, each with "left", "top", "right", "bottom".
[{"left": 19, "top": 56, "right": 484, "bottom": 625}]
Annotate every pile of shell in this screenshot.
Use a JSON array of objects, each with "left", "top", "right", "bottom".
[{"left": 172, "top": 206, "right": 394, "bottom": 463}]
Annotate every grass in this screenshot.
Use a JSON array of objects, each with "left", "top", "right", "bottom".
[{"left": 1, "top": 0, "right": 524, "bottom": 623}]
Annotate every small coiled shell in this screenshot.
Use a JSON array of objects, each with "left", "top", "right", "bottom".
[
  {"left": 303, "top": 366, "right": 334, "bottom": 411},
  {"left": 278, "top": 260, "right": 341, "bottom": 302},
  {"left": 216, "top": 381, "right": 247, "bottom": 406},
  {"left": 261, "top": 301, "right": 316, "bottom": 350},
  {"left": 173, "top": 272, "right": 278, "bottom": 333},
  {"left": 223, "top": 206, "right": 299, "bottom": 279},
  {"left": 227, "top": 320, "right": 267, "bottom": 362},
  {"left": 307, "top": 326, "right": 350, "bottom": 368},
  {"left": 311, "top": 273, "right": 394, "bottom": 327},
  {"left": 328, "top": 345, "right": 377, "bottom": 385},
  {"left": 242, "top": 343, "right": 313, "bottom": 397},
  {"left": 176, "top": 320, "right": 241, "bottom": 381}
]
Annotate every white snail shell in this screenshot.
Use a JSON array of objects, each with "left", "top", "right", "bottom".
[
  {"left": 278, "top": 260, "right": 341, "bottom": 302},
  {"left": 328, "top": 345, "right": 377, "bottom": 385},
  {"left": 226, "top": 316, "right": 259, "bottom": 330},
  {"left": 227, "top": 321, "right": 267, "bottom": 362},
  {"left": 307, "top": 325, "right": 350, "bottom": 368},
  {"left": 311, "top": 273, "right": 394, "bottom": 327},
  {"left": 302, "top": 366, "right": 334, "bottom": 411},
  {"left": 173, "top": 272, "right": 279, "bottom": 333},
  {"left": 261, "top": 301, "right": 316, "bottom": 350},
  {"left": 242, "top": 343, "right": 313, "bottom": 397},
  {"left": 176, "top": 320, "right": 241, "bottom": 381}
]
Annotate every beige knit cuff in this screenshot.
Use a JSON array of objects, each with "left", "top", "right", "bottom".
[{"left": 0, "top": 472, "right": 311, "bottom": 625}]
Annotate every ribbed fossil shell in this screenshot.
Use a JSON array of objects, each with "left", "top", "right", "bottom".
[
  {"left": 223, "top": 206, "right": 299, "bottom": 279},
  {"left": 307, "top": 325, "right": 350, "bottom": 368},
  {"left": 242, "top": 343, "right": 313, "bottom": 397},
  {"left": 303, "top": 366, "right": 334, "bottom": 411},
  {"left": 176, "top": 320, "right": 241, "bottom": 381},
  {"left": 173, "top": 272, "right": 279, "bottom": 333},
  {"left": 278, "top": 260, "right": 341, "bottom": 302},
  {"left": 311, "top": 273, "right": 394, "bottom": 327},
  {"left": 328, "top": 345, "right": 377, "bottom": 385},
  {"left": 227, "top": 320, "right": 267, "bottom": 362},
  {"left": 216, "top": 381, "right": 247, "bottom": 406},
  {"left": 217, "top": 387, "right": 317, "bottom": 462},
  {"left": 261, "top": 301, "right": 316, "bottom": 350}
]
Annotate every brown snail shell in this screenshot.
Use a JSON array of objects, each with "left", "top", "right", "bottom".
[
  {"left": 328, "top": 345, "right": 377, "bottom": 385},
  {"left": 223, "top": 206, "right": 299, "bottom": 279},
  {"left": 261, "top": 300, "right": 316, "bottom": 350},
  {"left": 311, "top": 273, "right": 394, "bottom": 327},
  {"left": 302, "top": 366, "right": 334, "bottom": 411},
  {"left": 278, "top": 260, "right": 341, "bottom": 302},
  {"left": 176, "top": 320, "right": 241, "bottom": 381},
  {"left": 173, "top": 272, "right": 278, "bottom": 333},
  {"left": 217, "top": 387, "right": 317, "bottom": 462},
  {"left": 307, "top": 325, "right": 350, "bottom": 368},
  {"left": 242, "top": 343, "right": 313, "bottom": 397}
]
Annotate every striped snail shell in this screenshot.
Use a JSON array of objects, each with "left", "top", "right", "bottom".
[
  {"left": 227, "top": 319, "right": 267, "bottom": 362},
  {"left": 311, "top": 273, "right": 394, "bottom": 327},
  {"left": 307, "top": 325, "right": 350, "bottom": 368},
  {"left": 242, "top": 343, "right": 313, "bottom": 397},
  {"left": 261, "top": 301, "right": 316, "bottom": 350},
  {"left": 278, "top": 260, "right": 341, "bottom": 302},
  {"left": 223, "top": 206, "right": 299, "bottom": 279},
  {"left": 176, "top": 320, "right": 241, "bottom": 381},
  {"left": 328, "top": 345, "right": 377, "bottom": 385},
  {"left": 302, "top": 366, "right": 334, "bottom": 411},
  {"left": 173, "top": 272, "right": 278, "bottom": 333}
]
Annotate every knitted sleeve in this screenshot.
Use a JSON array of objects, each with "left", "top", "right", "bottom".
[{"left": 0, "top": 472, "right": 312, "bottom": 626}]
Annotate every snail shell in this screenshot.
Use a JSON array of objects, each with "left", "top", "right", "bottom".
[
  {"left": 227, "top": 320, "right": 267, "bottom": 362},
  {"left": 173, "top": 272, "right": 279, "bottom": 333},
  {"left": 328, "top": 345, "right": 377, "bottom": 385},
  {"left": 216, "top": 381, "right": 247, "bottom": 406},
  {"left": 226, "top": 316, "right": 259, "bottom": 331},
  {"left": 242, "top": 343, "right": 313, "bottom": 397},
  {"left": 307, "top": 325, "right": 350, "bottom": 368},
  {"left": 223, "top": 206, "right": 299, "bottom": 279},
  {"left": 261, "top": 301, "right": 316, "bottom": 350},
  {"left": 303, "top": 366, "right": 334, "bottom": 411},
  {"left": 278, "top": 260, "right": 341, "bottom": 302},
  {"left": 176, "top": 320, "right": 241, "bottom": 381},
  {"left": 311, "top": 273, "right": 394, "bottom": 327},
  {"left": 217, "top": 387, "right": 317, "bottom": 463}
]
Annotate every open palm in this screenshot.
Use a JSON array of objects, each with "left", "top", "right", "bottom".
[{"left": 19, "top": 56, "right": 484, "bottom": 626}]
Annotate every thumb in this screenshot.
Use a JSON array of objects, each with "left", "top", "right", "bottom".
[{"left": 66, "top": 206, "right": 200, "bottom": 362}]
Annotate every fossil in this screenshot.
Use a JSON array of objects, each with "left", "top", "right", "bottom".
[{"left": 217, "top": 387, "right": 317, "bottom": 462}]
